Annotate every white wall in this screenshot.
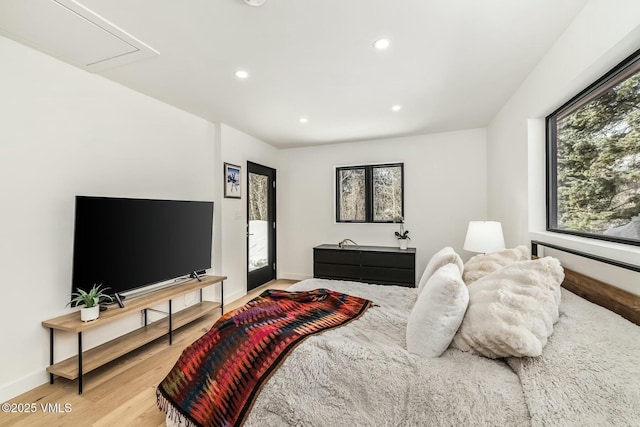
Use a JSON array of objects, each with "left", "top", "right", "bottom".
[
  {"left": 0, "top": 35, "right": 217, "bottom": 401},
  {"left": 278, "top": 129, "right": 487, "bottom": 281},
  {"left": 487, "top": 0, "right": 640, "bottom": 294},
  {"left": 218, "top": 124, "right": 280, "bottom": 303}
]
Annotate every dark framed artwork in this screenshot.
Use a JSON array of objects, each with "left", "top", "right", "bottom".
[{"left": 224, "top": 163, "right": 241, "bottom": 199}]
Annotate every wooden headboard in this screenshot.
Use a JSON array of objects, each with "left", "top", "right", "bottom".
[{"left": 531, "top": 240, "right": 640, "bottom": 326}]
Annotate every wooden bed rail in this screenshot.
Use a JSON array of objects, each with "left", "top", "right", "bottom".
[{"left": 531, "top": 240, "right": 640, "bottom": 326}]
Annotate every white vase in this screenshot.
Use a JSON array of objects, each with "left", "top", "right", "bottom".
[
  {"left": 398, "top": 239, "right": 408, "bottom": 250},
  {"left": 80, "top": 305, "right": 100, "bottom": 322}
]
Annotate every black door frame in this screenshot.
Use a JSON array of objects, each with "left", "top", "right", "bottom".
[{"left": 246, "top": 161, "right": 276, "bottom": 291}]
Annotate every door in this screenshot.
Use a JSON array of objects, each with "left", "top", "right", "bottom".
[{"left": 247, "top": 161, "right": 276, "bottom": 291}]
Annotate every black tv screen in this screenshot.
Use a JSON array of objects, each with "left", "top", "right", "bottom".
[{"left": 72, "top": 196, "right": 213, "bottom": 299}]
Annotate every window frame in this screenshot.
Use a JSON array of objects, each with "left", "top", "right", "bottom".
[
  {"left": 335, "top": 162, "right": 404, "bottom": 223},
  {"left": 546, "top": 47, "right": 640, "bottom": 247}
]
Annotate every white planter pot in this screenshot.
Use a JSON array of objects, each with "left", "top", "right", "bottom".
[
  {"left": 398, "top": 239, "right": 408, "bottom": 250},
  {"left": 80, "top": 305, "right": 100, "bottom": 322}
]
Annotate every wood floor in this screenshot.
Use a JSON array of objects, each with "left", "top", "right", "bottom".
[{"left": 1, "top": 279, "right": 297, "bottom": 427}]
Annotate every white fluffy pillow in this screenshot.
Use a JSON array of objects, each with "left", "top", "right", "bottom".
[
  {"left": 463, "top": 245, "right": 530, "bottom": 285},
  {"left": 417, "top": 247, "right": 464, "bottom": 293},
  {"left": 407, "top": 263, "right": 469, "bottom": 358},
  {"left": 452, "top": 257, "right": 564, "bottom": 358}
]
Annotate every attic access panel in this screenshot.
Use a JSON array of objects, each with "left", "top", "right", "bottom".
[{"left": 0, "top": 0, "right": 158, "bottom": 71}]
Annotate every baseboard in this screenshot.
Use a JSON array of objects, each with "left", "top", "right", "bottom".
[
  {"left": 280, "top": 272, "right": 312, "bottom": 281},
  {"left": 222, "top": 289, "right": 246, "bottom": 306},
  {"left": 222, "top": 278, "right": 307, "bottom": 307},
  {"left": 0, "top": 370, "right": 48, "bottom": 403}
]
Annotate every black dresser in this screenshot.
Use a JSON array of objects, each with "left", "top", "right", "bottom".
[{"left": 313, "top": 244, "right": 416, "bottom": 287}]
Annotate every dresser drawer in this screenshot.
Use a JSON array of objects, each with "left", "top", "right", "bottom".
[
  {"left": 361, "top": 252, "right": 415, "bottom": 269},
  {"left": 314, "top": 249, "right": 361, "bottom": 265},
  {"left": 361, "top": 266, "right": 415, "bottom": 286},
  {"left": 314, "top": 263, "right": 361, "bottom": 280}
]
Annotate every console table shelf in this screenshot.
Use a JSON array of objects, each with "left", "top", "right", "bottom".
[
  {"left": 47, "top": 301, "right": 219, "bottom": 380},
  {"left": 43, "top": 275, "right": 226, "bottom": 393}
]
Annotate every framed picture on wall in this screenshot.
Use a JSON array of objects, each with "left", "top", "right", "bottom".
[{"left": 224, "top": 163, "right": 242, "bottom": 199}]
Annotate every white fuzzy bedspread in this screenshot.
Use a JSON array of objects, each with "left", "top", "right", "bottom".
[
  {"left": 167, "top": 279, "right": 640, "bottom": 427},
  {"left": 506, "top": 289, "right": 640, "bottom": 426},
  {"left": 244, "top": 279, "right": 528, "bottom": 426}
]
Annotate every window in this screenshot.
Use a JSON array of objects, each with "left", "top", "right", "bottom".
[
  {"left": 336, "top": 163, "right": 404, "bottom": 223},
  {"left": 546, "top": 48, "right": 640, "bottom": 246}
]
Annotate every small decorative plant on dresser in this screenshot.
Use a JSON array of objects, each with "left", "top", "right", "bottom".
[
  {"left": 67, "top": 283, "right": 113, "bottom": 322},
  {"left": 394, "top": 216, "right": 410, "bottom": 250}
]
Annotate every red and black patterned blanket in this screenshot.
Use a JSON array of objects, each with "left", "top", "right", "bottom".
[{"left": 156, "top": 288, "right": 372, "bottom": 427}]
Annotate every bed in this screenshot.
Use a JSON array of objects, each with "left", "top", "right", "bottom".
[{"left": 159, "top": 245, "right": 640, "bottom": 427}]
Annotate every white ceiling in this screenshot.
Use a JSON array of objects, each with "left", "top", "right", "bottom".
[{"left": 0, "top": 0, "right": 588, "bottom": 148}]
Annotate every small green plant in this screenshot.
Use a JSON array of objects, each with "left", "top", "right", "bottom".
[
  {"left": 395, "top": 229, "right": 410, "bottom": 240},
  {"left": 67, "top": 284, "right": 113, "bottom": 308},
  {"left": 394, "top": 216, "right": 410, "bottom": 240}
]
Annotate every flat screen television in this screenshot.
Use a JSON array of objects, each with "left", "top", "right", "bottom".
[{"left": 71, "top": 196, "right": 213, "bottom": 301}]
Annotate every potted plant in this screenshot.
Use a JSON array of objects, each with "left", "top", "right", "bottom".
[
  {"left": 68, "top": 284, "right": 113, "bottom": 322},
  {"left": 394, "top": 217, "right": 410, "bottom": 250}
]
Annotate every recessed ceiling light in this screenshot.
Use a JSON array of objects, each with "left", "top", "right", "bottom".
[
  {"left": 244, "top": 0, "right": 267, "bottom": 6},
  {"left": 234, "top": 70, "right": 249, "bottom": 79},
  {"left": 299, "top": 117, "right": 308, "bottom": 124},
  {"left": 391, "top": 105, "right": 402, "bottom": 112},
  {"left": 373, "top": 38, "right": 390, "bottom": 50}
]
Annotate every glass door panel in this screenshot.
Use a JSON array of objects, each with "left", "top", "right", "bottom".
[
  {"left": 247, "top": 162, "right": 276, "bottom": 291},
  {"left": 248, "top": 173, "right": 268, "bottom": 272}
]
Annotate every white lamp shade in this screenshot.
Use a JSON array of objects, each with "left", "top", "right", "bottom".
[{"left": 463, "top": 221, "right": 505, "bottom": 253}]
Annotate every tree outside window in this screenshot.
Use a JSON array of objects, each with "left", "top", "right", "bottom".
[
  {"left": 547, "top": 49, "right": 640, "bottom": 245},
  {"left": 336, "top": 163, "right": 404, "bottom": 223}
]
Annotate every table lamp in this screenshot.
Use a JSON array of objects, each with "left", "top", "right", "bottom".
[{"left": 463, "top": 221, "right": 505, "bottom": 254}]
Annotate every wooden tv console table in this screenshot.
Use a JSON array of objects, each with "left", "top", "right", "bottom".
[{"left": 42, "top": 275, "right": 226, "bottom": 394}]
